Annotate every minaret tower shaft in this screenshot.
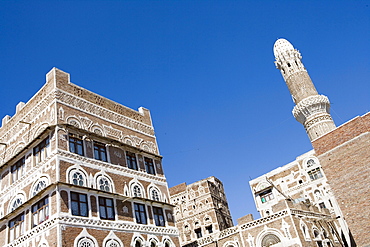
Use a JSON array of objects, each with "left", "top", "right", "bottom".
[{"left": 273, "top": 39, "right": 336, "bottom": 141}]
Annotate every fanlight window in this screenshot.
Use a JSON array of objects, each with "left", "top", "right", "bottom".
[
  {"left": 33, "top": 180, "right": 47, "bottom": 196},
  {"left": 133, "top": 185, "right": 142, "bottom": 197},
  {"left": 98, "top": 177, "right": 111, "bottom": 192},
  {"left": 106, "top": 239, "right": 120, "bottom": 247},
  {"left": 78, "top": 237, "right": 95, "bottom": 247},
  {"left": 151, "top": 189, "right": 160, "bottom": 201},
  {"left": 71, "top": 171, "right": 86, "bottom": 186},
  {"left": 261, "top": 234, "right": 281, "bottom": 247},
  {"left": 11, "top": 198, "right": 23, "bottom": 211},
  {"left": 307, "top": 159, "right": 316, "bottom": 167}
]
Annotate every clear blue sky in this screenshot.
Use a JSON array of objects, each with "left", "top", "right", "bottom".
[{"left": 1, "top": 1, "right": 369, "bottom": 220}]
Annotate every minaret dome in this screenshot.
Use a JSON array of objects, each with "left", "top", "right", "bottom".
[{"left": 273, "top": 38, "right": 294, "bottom": 58}]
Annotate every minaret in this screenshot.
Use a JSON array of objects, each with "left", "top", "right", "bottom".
[{"left": 273, "top": 38, "right": 336, "bottom": 141}]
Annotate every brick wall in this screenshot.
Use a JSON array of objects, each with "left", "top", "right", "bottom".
[{"left": 312, "top": 112, "right": 370, "bottom": 246}]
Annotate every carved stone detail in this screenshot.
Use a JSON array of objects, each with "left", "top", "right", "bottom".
[
  {"left": 56, "top": 90, "right": 154, "bottom": 136},
  {"left": 103, "top": 125, "right": 123, "bottom": 139},
  {"left": 292, "top": 95, "right": 331, "bottom": 124},
  {"left": 80, "top": 117, "right": 93, "bottom": 130}
]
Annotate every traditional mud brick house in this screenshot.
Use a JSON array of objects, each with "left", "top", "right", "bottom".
[{"left": 0, "top": 68, "right": 180, "bottom": 247}]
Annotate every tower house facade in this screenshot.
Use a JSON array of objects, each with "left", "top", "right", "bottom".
[
  {"left": 0, "top": 68, "right": 179, "bottom": 247},
  {"left": 274, "top": 39, "right": 336, "bottom": 141},
  {"left": 169, "top": 177, "right": 233, "bottom": 247}
]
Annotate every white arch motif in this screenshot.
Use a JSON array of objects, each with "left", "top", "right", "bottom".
[
  {"left": 103, "top": 231, "right": 124, "bottom": 247},
  {"left": 255, "top": 181, "right": 271, "bottom": 193},
  {"left": 222, "top": 240, "right": 238, "bottom": 247},
  {"left": 131, "top": 233, "right": 145, "bottom": 247},
  {"left": 94, "top": 173, "right": 114, "bottom": 192},
  {"left": 148, "top": 184, "right": 161, "bottom": 201},
  {"left": 67, "top": 116, "right": 81, "bottom": 129},
  {"left": 74, "top": 228, "right": 98, "bottom": 247},
  {"left": 148, "top": 235, "right": 159, "bottom": 247},
  {"left": 300, "top": 220, "right": 311, "bottom": 241},
  {"left": 12, "top": 143, "right": 25, "bottom": 156},
  {"left": 303, "top": 156, "right": 320, "bottom": 169},
  {"left": 37, "top": 236, "right": 50, "bottom": 247},
  {"left": 129, "top": 179, "right": 146, "bottom": 198},
  {"left": 162, "top": 237, "right": 174, "bottom": 247},
  {"left": 33, "top": 123, "right": 50, "bottom": 139},
  {"left": 8, "top": 192, "right": 26, "bottom": 214},
  {"left": 31, "top": 176, "right": 50, "bottom": 197},
  {"left": 67, "top": 166, "right": 89, "bottom": 187},
  {"left": 90, "top": 125, "right": 105, "bottom": 137},
  {"left": 256, "top": 228, "right": 285, "bottom": 247}
]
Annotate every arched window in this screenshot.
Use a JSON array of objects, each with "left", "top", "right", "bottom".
[
  {"left": 314, "top": 190, "right": 322, "bottom": 200},
  {"left": 98, "top": 176, "right": 112, "bottom": 192},
  {"left": 261, "top": 234, "right": 281, "bottom": 247},
  {"left": 33, "top": 180, "right": 47, "bottom": 196},
  {"left": 105, "top": 239, "right": 120, "bottom": 247},
  {"left": 307, "top": 159, "right": 316, "bottom": 167},
  {"left": 70, "top": 170, "right": 87, "bottom": 187},
  {"left": 11, "top": 197, "right": 23, "bottom": 211},
  {"left": 150, "top": 241, "right": 157, "bottom": 247},
  {"left": 133, "top": 185, "right": 142, "bottom": 197},
  {"left": 151, "top": 189, "right": 160, "bottom": 201},
  {"left": 77, "top": 237, "right": 95, "bottom": 247},
  {"left": 164, "top": 242, "right": 170, "bottom": 247}
]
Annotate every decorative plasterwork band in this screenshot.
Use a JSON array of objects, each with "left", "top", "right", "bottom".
[
  {"left": 240, "top": 210, "right": 288, "bottom": 230},
  {"left": 305, "top": 115, "right": 333, "bottom": 129},
  {"left": 56, "top": 90, "right": 154, "bottom": 137},
  {"left": 5, "top": 215, "right": 178, "bottom": 247},
  {"left": 59, "top": 215, "right": 179, "bottom": 234}
]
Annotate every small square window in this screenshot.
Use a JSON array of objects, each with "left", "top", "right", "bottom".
[
  {"left": 71, "top": 192, "right": 88, "bottom": 217},
  {"left": 153, "top": 206, "right": 165, "bottom": 226},
  {"left": 32, "top": 197, "right": 49, "bottom": 227},
  {"left": 34, "top": 137, "right": 49, "bottom": 163},
  {"left": 94, "top": 142, "right": 107, "bottom": 162},
  {"left": 69, "top": 134, "right": 84, "bottom": 156},
  {"left": 9, "top": 213, "right": 25, "bottom": 241},
  {"left": 126, "top": 151, "right": 138, "bottom": 170},
  {"left": 99, "top": 197, "right": 115, "bottom": 220},
  {"left": 11, "top": 157, "right": 25, "bottom": 183},
  {"left": 144, "top": 157, "right": 156, "bottom": 175},
  {"left": 134, "top": 203, "right": 147, "bottom": 224},
  {"left": 206, "top": 225, "right": 213, "bottom": 234},
  {"left": 195, "top": 228, "right": 202, "bottom": 238},
  {"left": 308, "top": 168, "right": 323, "bottom": 181},
  {"left": 259, "top": 189, "right": 274, "bottom": 203}
]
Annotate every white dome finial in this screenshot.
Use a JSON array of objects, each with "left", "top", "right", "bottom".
[{"left": 273, "top": 38, "right": 294, "bottom": 58}]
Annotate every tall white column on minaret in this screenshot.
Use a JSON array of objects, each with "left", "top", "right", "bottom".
[{"left": 273, "top": 38, "right": 336, "bottom": 141}]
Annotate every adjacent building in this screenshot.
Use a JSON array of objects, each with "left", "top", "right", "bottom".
[
  {"left": 169, "top": 177, "right": 233, "bottom": 247},
  {"left": 170, "top": 161, "right": 345, "bottom": 247},
  {"left": 250, "top": 150, "right": 350, "bottom": 246},
  {"left": 0, "top": 68, "right": 180, "bottom": 247}
]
